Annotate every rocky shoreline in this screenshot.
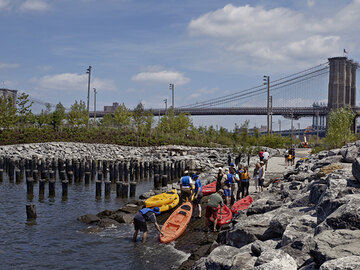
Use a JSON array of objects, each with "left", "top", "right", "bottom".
[{"left": 187, "top": 142, "right": 360, "bottom": 270}]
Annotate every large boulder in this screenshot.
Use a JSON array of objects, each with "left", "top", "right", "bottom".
[
  {"left": 77, "top": 214, "right": 100, "bottom": 224},
  {"left": 247, "top": 198, "right": 282, "bottom": 216},
  {"left": 253, "top": 249, "right": 297, "bottom": 270},
  {"left": 319, "top": 256, "right": 360, "bottom": 270},
  {"left": 341, "top": 145, "right": 358, "bottom": 163},
  {"left": 352, "top": 157, "right": 360, "bottom": 183},
  {"left": 311, "top": 229, "right": 360, "bottom": 265},
  {"left": 315, "top": 194, "right": 360, "bottom": 234}
]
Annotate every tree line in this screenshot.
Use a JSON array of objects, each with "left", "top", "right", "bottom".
[{"left": 0, "top": 94, "right": 357, "bottom": 151}]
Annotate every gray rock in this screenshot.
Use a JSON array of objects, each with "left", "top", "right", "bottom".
[
  {"left": 311, "top": 229, "right": 360, "bottom": 265},
  {"left": 319, "top": 256, "right": 360, "bottom": 270},
  {"left": 253, "top": 249, "right": 297, "bottom": 270},
  {"left": 98, "top": 218, "right": 121, "bottom": 228},
  {"left": 77, "top": 214, "right": 100, "bottom": 224},
  {"left": 202, "top": 245, "right": 240, "bottom": 269},
  {"left": 341, "top": 145, "right": 358, "bottom": 163},
  {"left": 352, "top": 157, "right": 360, "bottom": 183},
  {"left": 247, "top": 198, "right": 282, "bottom": 216}
]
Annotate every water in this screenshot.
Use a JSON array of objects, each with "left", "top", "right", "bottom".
[{"left": 0, "top": 174, "right": 189, "bottom": 270}]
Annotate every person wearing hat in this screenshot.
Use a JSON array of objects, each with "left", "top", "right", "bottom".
[
  {"left": 221, "top": 167, "right": 233, "bottom": 206},
  {"left": 179, "top": 170, "right": 194, "bottom": 203},
  {"left": 192, "top": 173, "right": 203, "bottom": 218},
  {"left": 133, "top": 206, "right": 163, "bottom": 243},
  {"left": 204, "top": 189, "right": 224, "bottom": 232}
]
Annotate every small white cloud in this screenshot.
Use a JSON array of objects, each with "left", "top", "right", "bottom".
[
  {"left": 0, "top": 61, "right": 20, "bottom": 69},
  {"left": 34, "top": 73, "right": 117, "bottom": 92},
  {"left": 307, "top": 0, "right": 316, "bottom": 8},
  {"left": 132, "top": 69, "right": 190, "bottom": 86},
  {"left": 20, "top": 0, "right": 50, "bottom": 12}
]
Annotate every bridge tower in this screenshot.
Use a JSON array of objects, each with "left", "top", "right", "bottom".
[{"left": 328, "top": 56, "right": 357, "bottom": 109}]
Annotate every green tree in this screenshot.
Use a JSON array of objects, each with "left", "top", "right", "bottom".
[
  {"left": 50, "top": 102, "right": 66, "bottom": 130},
  {"left": 132, "top": 102, "right": 146, "bottom": 133},
  {"left": 113, "top": 103, "right": 132, "bottom": 130},
  {"left": 0, "top": 96, "right": 17, "bottom": 128},
  {"left": 68, "top": 100, "right": 88, "bottom": 126},
  {"left": 325, "top": 107, "right": 355, "bottom": 148},
  {"left": 144, "top": 110, "right": 154, "bottom": 136},
  {"left": 37, "top": 103, "right": 52, "bottom": 127},
  {"left": 101, "top": 113, "right": 114, "bottom": 127},
  {"left": 16, "top": 92, "right": 33, "bottom": 126}
]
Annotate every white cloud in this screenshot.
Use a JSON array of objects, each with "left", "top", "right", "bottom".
[
  {"left": 34, "top": 73, "right": 117, "bottom": 92},
  {"left": 187, "top": 2, "right": 360, "bottom": 70},
  {"left": 0, "top": 61, "right": 20, "bottom": 69},
  {"left": 307, "top": 0, "right": 316, "bottom": 8},
  {"left": 0, "top": 0, "right": 10, "bottom": 9},
  {"left": 20, "top": 0, "right": 50, "bottom": 12},
  {"left": 132, "top": 68, "right": 190, "bottom": 86}
]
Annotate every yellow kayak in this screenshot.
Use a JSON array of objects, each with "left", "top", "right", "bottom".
[
  {"left": 145, "top": 189, "right": 178, "bottom": 208},
  {"left": 158, "top": 193, "right": 180, "bottom": 213}
]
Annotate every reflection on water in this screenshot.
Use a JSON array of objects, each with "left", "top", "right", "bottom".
[{"left": 0, "top": 174, "right": 188, "bottom": 270}]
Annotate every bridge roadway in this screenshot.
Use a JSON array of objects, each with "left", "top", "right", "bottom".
[{"left": 89, "top": 106, "right": 330, "bottom": 119}]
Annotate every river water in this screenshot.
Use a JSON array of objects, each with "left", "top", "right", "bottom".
[{"left": 0, "top": 173, "right": 189, "bottom": 270}]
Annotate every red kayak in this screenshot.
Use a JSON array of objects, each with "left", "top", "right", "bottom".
[
  {"left": 202, "top": 181, "right": 216, "bottom": 196},
  {"left": 209, "top": 204, "right": 233, "bottom": 226},
  {"left": 231, "top": 195, "right": 254, "bottom": 214}
]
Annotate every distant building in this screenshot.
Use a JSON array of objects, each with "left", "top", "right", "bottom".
[
  {"left": 104, "top": 102, "right": 119, "bottom": 112},
  {"left": 0, "top": 88, "right": 18, "bottom": 107}
]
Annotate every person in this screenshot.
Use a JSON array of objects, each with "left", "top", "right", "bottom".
[
  {"left": 235, "top": 164, "right": 243, "bottom": 200},
  {"left": 216, "top": 167, "right": 224, "bottom": 191},
  {"left": 179, "top": 170, "right": 194, "bottom": 203},
  {"left": 290, "top": 146, "right": 296, "bottom": 166},
  {"left": 259, "top": 149, "right": 264, "bottom": 162},
  {"left": 259, "top": 161, "right": 265, "bottom": 192},
  {"left": 231, "top": 167, "right": 240, "bottom": 204},
  {"left": 253, "top": 163, "right": 260, "bottom": 193},
  {"left": 240, "top": 165, "right": 251, "bottom": 198},
  {"left": 263, "top": 150, "right": 269, "bottom": 171},
  {"left": 216, "top": 167, "right": 224, "bottom": 192},
  {"left": 204, "top": 189, "right": 224, "bottom": 232},
  {"left": 192, "top": 173, "right": 203, "bottom": 218},
  {"left": 221, "top": 167, "right": 233, "bottom": 206},
  {"left": 284, "top": 148, "right": 289, "bottom": 168},
  {"left": 133, "top": 206, "right": 163, "bottom": 243}
]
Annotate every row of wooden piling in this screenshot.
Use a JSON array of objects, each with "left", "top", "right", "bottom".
[{"left": 0, "top": 155, "right": 187, "bottom": 199}]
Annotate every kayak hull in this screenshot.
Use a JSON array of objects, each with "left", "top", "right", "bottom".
[
  {"left": 209, "top": 204, "right": 232, "bottom": 226},
  {"left": 160, "top": 202, "right": 193, "bottom": 244},
  {"left": 158, "top": 194, "right": 180, "bottom": 213},
  {"left": 145, "top": 189, "right": 178, "bottom": 208},
  {"left": 231, "top": 195, "right": 254, "bottom": 214},
  {"left": 202, "top": 181, "right": 216, "bottom": 196}
]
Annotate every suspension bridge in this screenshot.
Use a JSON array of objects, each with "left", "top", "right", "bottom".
[{"left": 10, "top": 56, "right": 359, "bottom": 133}]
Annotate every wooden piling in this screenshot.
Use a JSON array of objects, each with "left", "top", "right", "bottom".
[
  {"left": 95, "top": 180, "right": 102, "bottom": 198},
  {"left": 48, "top": 180, "right": 55, "bottom": 197},
  {"left": 154, "top": 174, "right": 161, "bottom": 189},
  {"left": 116, "top": 181, "right": 122, "bottom": 198},
  {"left": 26, "top": 204, "right": 37, "bottom": 219},
  {"left": 62, "top": 180, "right": 68, "bottom": 200},
  {"left": 39, "top": 179, "right": 45, "bottom": 198},
  {"left": 26, "top": 177, "right": 34, "bottom": 196},
  {"left": 0, "top": 169, "right": 3, "bottom": 182},
  {"left": 130, "top": 182, "right": 137, "bottom": 197},
  {"left": 97, "top": 172, "right": 103, "bottom": 181},
  {"left": 67, "top": 171, "right": 73, "bottom": 184},
  {"left": 105, "top": 181, "right": 111, "bottom": 197},
  {"left": 15, "top": 169, "right": 23, "bottom": 183},
  {"left": 162, "top": 175, "right": 168, "bottom": 187},
  {"left": 121, "top": 182, "right": 129, "bottom": 198},
  {"left": 85, "top": 172, "right": 91, "bottom": 184}
]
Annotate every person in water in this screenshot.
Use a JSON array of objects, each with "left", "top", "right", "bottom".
[
  {"left": 192, "top": 173, "right": 203, "bottom": 218},
  {"left": 179, "top": 170, "right": 194, "bottom": 203},
  {"left": 133, "top": 206, "right": 163, "bottom": 243}
]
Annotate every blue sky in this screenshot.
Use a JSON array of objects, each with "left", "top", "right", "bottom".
[{"left": 0, "top": 0, "right": 359, "bottom": 130}]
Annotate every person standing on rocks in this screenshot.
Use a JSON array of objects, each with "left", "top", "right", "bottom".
[
  {"left": 235, "top": 164, "right": 243, "bottom": 200},
  {"left": 133, "top": 207, "right": 163, "bottom": 243},
  {"left": 192, "top": 173, "right": 203, "bottom": 218},
  {"left": 259, "top": 149, "right": 264, "bottom": 162},
  {"left": 240, "top": 165, "right": 251, "bottom": 198},
  {"left": 289, "top": 146, "right": 296, "bottom": 166},
  {"left": 259, "top": 161, "right": 265, "bottom": 192},
  {"left": 179, "top": 170, "right": 194, "bottom": 203},
  {"left": 203, "top": 189, "right": 224, "bottom": 232},
  {"left": 284, "top": 147, "right": 289, "bottom": 168},
  {"left": 221, "top": 167, "right": 234, "bottom": 206},
  {"left": 263, "top": 150, "right": 269, "bottom": 171},
  {"left": 216, "top": 167, "right": 224, "bottom": 192},
  {"left": 253, "top": 163, "right": 260, "bottom": 193}
]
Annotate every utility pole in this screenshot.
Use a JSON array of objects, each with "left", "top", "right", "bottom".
[
  {"left": 86, "top": 66, "right": 92, "bottom": 127},
  {"left": 270, "top": 95, "right": 273, "bottom": 134},
  {"left": 164, "top": 98, "right": 167, "bottom": 112},
  {"left": 263, "top": 76, "right": 270, "bottom": 135},
  {"left": 291, "top": 109, "right": 294, "bottom": 140},
  {"left": 169, "top": 83, "right": 174, "bottom": 109},
  {"left": 93, "top": 88, "right": 97, "bottom": 126}
]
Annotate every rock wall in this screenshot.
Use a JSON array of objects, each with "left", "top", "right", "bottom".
[{"left": 191, "top": 141, "right": 360, "bottom": 270}]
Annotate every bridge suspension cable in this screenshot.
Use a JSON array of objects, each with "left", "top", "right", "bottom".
[{"left": 180, "top": 62, "right": 329, "bottom": 108}]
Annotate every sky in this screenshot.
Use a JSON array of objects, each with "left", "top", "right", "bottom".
[{"left": 0, "top": 0, "right": 359, "bottom": 130}]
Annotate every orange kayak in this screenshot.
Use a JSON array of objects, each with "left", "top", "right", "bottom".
[{"left": 160, "top": 202, "right": 193, "bottom": 244}]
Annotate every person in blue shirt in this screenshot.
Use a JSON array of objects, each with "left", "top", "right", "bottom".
[
  {"left": 133, "top": 207, "right": 163, "bottom": 243},
  {"left": 179, "top": 170, "right": 194, "bottom": 203},
  {"left": 192, "top": 173, "right": 203, "bottom": 218}
]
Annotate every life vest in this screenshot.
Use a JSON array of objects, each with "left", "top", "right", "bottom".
[
  {"left": 181, "top": 176, "right": 191, "bottom": 187},
  {"left": 288, "top": 154, "right": 292, "bottom": 160},
  {"left": 140, "top": 208, "right": 155, "bottom": 215},
  {"left": 241, "top": 171, "right": 249, "bottom": 180},
  {"left": 226, "top": 174, "right": 234, "bottom": 186}
]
